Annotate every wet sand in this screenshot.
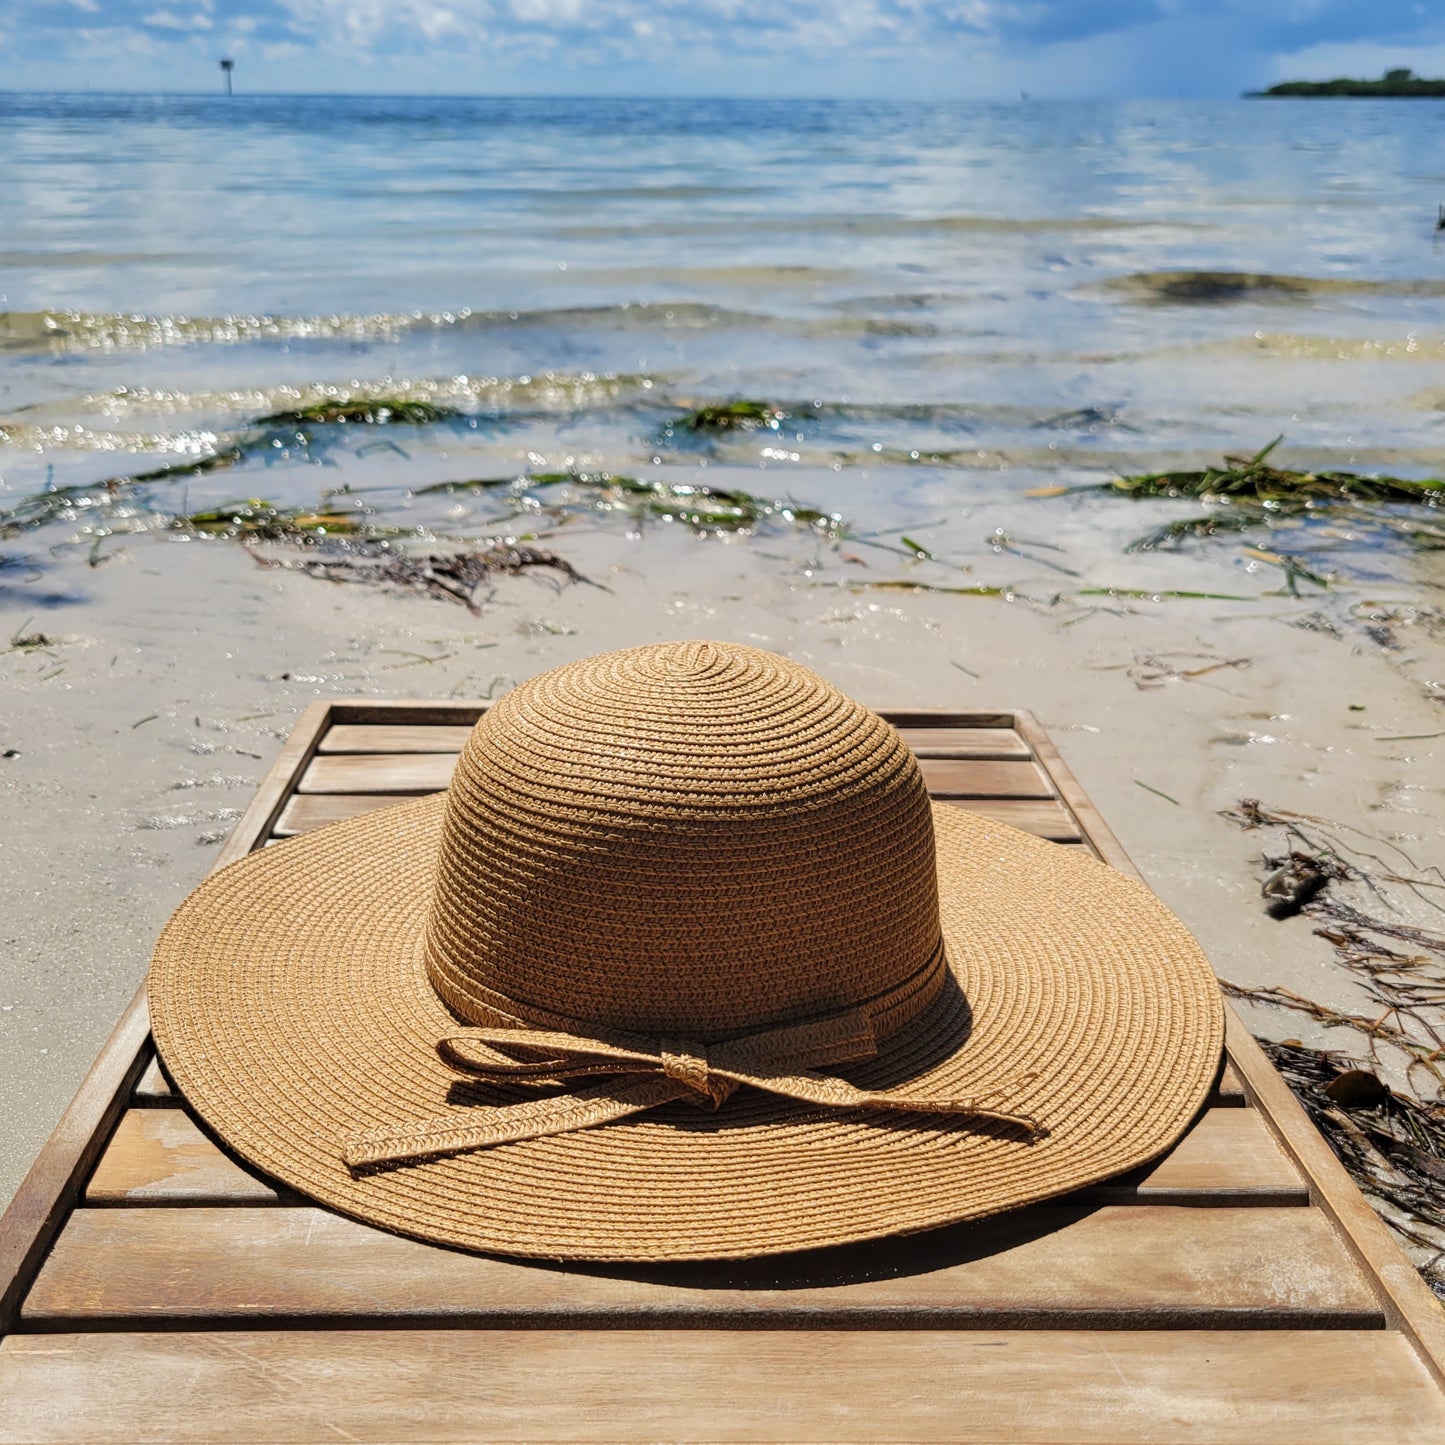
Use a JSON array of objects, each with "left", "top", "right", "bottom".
[{"left": 3, "top": 527, "right": 1443, "bottom": 1210}]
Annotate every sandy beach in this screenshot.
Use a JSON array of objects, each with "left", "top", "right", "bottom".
[{"left": 4, "top": 519, "right": 1443, "bottom": 1212}]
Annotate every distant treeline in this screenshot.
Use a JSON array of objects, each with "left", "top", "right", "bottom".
[{"left": 1248, "top": 68, "right": 1445, "bottom": 97}]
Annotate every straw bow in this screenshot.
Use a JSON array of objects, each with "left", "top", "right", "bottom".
[{"left": 342, "top": 1008, "right": 1041, "bottom": 1169}]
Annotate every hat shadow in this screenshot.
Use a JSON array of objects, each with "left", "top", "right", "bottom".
[
  {"left": 464, "top": 969, "right": 1078, "bottom": 1290},
  {"left": 536, "top": 1199, "right": 1102, "bottom": 1292}
]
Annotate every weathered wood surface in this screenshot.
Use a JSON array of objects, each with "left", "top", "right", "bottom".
[
  {"left": 75, "top": 1104, "right": 1305, "bottom": 1209},
  {"left": 0, "top": 990, "right": 152, "bottom": 1336},
  {"left": 24, "top": 1204, "right": 1378, "bottom": 1328},
  {"left": 272, "top": 791, "right": 426, "bottom": 837},
  {"left": 4, "top": 1329, "right": 1443, "bottom": 1445},
  {"left": 84, "top": 1111, "right": 290, "bottom": 1206},
  {"left": 318, "top": 724, "right": 476, "bottom": 753},
  {"left": 130, "top": 1056, "right": 172, "bottom": 1105}
]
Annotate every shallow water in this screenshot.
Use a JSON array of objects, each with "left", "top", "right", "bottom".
[{"left": 2, "top": 93, "right": 1444, "bottom": 607}]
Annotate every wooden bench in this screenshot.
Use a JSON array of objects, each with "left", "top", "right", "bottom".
[{"left": 3, "top": 702, "right": 1444, "bottom": 1442}]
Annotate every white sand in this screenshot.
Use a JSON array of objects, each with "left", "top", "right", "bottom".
[{"left": 2, "top": 527, "right": 1443, "bottom": 1208}]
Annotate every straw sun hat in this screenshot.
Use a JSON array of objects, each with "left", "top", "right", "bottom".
[{"left": 149, "top": 639, "right": 1223, "bottom": 1262}]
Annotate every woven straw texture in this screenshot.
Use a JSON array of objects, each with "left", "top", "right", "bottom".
[{"left": 149, "top": 640, "right": 1224, "bottom": 1262}]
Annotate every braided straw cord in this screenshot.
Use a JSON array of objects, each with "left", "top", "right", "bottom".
[
  {"left": 342, "top": 1005, "right": 1042, "bottom": 1168},
  {"left": 148, "top": 641, "right": 1225, "bottom": 1261}
]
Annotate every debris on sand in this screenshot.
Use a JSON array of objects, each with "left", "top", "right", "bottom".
[
  {"left": 1219, "top": 796, "right": 1445, "bottom": 1287},
  {"left": 251, "top": 542, "right": 600, "bottom": 613},
  {"left": 1260, "top": 1039, "right": 1445, "bottom": 1289},
  {"left": 1028, "top": 437, "right": 1445, "bottom": 585}
]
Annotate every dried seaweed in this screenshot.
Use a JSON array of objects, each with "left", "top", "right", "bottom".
[
  {"left": 251, "top": 542, "right": 598, "bottom": 613},
  {"left": 1220, "top": 801, "right": 1445, "bottom": 1099},
  {"left": 1219, "top": 798, "right": 1445, "bottom": 1287},
  {"left": 1259, "top": 1040, "right": 1445, "bottom": 1286}
]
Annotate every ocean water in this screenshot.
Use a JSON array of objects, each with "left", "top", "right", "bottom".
[{"left": 2, "top": 93, "right": 1444, "bottom": 600}]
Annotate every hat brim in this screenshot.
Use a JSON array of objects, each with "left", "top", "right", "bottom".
[{"left": 148, "top": 794, "right": 1223, "bottom": 1261}]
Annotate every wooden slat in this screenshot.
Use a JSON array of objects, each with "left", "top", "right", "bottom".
[
  {"left": 0, "top": 707, "right": 335, "bottom": 1329},
  {"left": 83, "top": 1112, "right": 286, "bottom": 1206},
  {"left": 880, "top": 709, "right": 1015, "bottom": 728},
  {"left": 130, "top": 1057, "right": 173, "bottom": 1105},
  {"left": 4, "top": 1329, "right": 1441, "bottom": 1444},
  {"left": 1081, "top": 1106, "right": 1304, "bottom": 1203},
  {"left": 1218, "top": 1060, "right": 1246, "bottom": 1105},
  {"left": 212, "top": 700, "right": 334, "bottom": 870},
  {"left": 319, "top": 724, "right": 475, "bottom": 754},
  {"left": 328, "top": 700, "right": 486, "bottom": 726},
  {"left": 1223, "top": 1012, "right": 1445, "bottom": 1385},
  {"left": 74, "top": 1104, "right": 1304, "bottom": 1208},
  {"left": 918, "top": 757, "right": 1054, "bottom": 798},
  {"left": 0, "top": 991, "right": 152, "bottom": 1334},
  {"left": 297, "top": 752, "right": 458, "bottom": 794},
  {"left": 940, "top": 797, "right": 1080, "bottom": 841},
  {"left": 271, "top": 791, "right": 429, "bottom": 837},
  {"left": 23, "top": 1204, "right": 1379, "bottom": 1329},
  {"left": 895, "top": 727, "right": 1030, "bottom": 759}
]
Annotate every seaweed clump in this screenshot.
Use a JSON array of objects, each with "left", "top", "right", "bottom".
[
  {"left": 1033, "top": 438, "right": 1445, "bottom": 569},
  {"left": 667, "top": 400, "right": 786, "bottom": 434},
  {"left": 256, "top": 399, "right": 460, "bottom": 426},
  {"left": 417, "top": 469, "right": 842, "bottom": 536},
  {"left": 1109, "top": 272, "right": 1318, "bottom": 305},
  {"left": 168, "top": 499, "right": 379, "bottom": 543},
  {"left": 1101, "top": 438, "right": 1444, "bottom": 505}
]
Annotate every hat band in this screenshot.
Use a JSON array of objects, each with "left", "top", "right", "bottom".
[
  {"left": 425, "top": 926, "right": 954, "bottom": 1046},
  {"left": 343, "top": 941, "right": 1045, "bottom": 1170}
]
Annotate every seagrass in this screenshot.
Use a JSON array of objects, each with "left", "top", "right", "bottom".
[{"left": 148, "top": 640, "right": 1224, "bottom": 1261}]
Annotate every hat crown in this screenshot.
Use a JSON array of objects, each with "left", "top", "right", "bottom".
[{"left": 424, "top": 640, "right": 940, "bottom": 1039}]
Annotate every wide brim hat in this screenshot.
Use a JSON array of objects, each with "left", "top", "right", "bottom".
[{"left": 150, "top": 640, "right": 1223, "bottom": 1262}]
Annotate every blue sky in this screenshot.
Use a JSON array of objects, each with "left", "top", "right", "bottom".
[{"left": 1, "top": 0, "right": 1443, "bottom": 98}]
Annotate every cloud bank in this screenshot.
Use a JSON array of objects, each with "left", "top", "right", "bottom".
[{"left": 1, "top": 0, "right": 1442, "bottom": 96}]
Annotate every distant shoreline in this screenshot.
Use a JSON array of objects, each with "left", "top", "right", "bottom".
[{"left": 1247, "top": 68, "right": 1445, "bottom": 98}]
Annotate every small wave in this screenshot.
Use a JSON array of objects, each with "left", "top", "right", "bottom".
[
  {"left": 0, "top": 302, "right": 934, "bottom": 355},
  {"left": 0, "top": 309, "right": 424, "bottom": 355},
  {"left": 0, "top": 422, "right": 224, "bottom": 456},
  {"left": 558, "top": 212, "right": 1191, "bottom": 241},
  {"left": 1190, "top": 332, "right": 1445, "bottom": 361},
  {"left": 1104, "top": 270, "right": 1445, "bottom": 305},
  {"left": 571, "top": 264, "right": 860, "bottom": 289},
  {"left": 5, "top": 371, "right": 666, "bottom": 429},
  {"left": 0, "top": 250, "right": 185, "bottom": 269}
]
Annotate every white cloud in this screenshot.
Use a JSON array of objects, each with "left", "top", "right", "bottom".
[{"left": 142, "top": 9, "right": 211, "bottom": 29}]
